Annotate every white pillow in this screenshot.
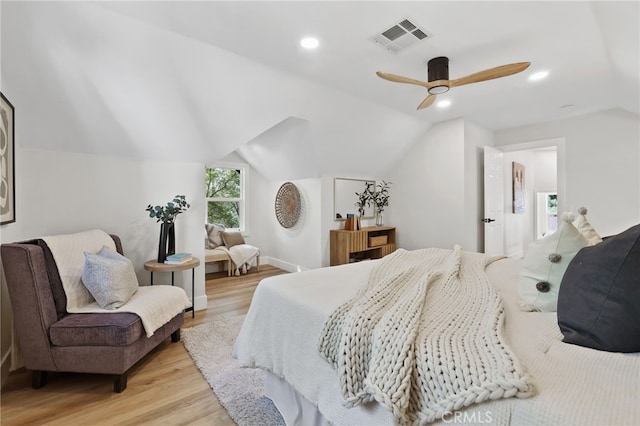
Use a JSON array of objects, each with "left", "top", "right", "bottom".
[
  {"left": 573, "top": 207, "right": 602, "bottom": 245},
  {"left": 81, "top": 246, "right": 139, "bottom": 310},
  {"left": 517, "top": 213, "right": 588, "bottom": 312},
  {"left": 205, "top": 223, "right": 226, "bottom": 248}
]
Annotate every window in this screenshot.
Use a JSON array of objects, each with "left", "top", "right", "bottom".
[
  {"left": 535, "top": 191, "right": 557, "bottom": 239},
  {"left": 205, "top": 163, "right": 248, "bottom": 232}
]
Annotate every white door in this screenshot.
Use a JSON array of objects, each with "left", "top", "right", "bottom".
[{"left": 483, "top": 146, "right": 505, "bottom": 256}]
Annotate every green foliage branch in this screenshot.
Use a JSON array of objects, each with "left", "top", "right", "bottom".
[
  {"left": 356, "top": 180, "right": 392, "bottom": 215},
  {"left": 146, "top": 195, "right": 190, "bottom": 223}
]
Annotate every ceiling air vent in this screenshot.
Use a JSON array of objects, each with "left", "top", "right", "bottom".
[{"left": 371, "top": 18, "right": 430, "bottom": 54}]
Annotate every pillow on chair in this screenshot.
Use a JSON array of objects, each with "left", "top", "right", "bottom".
[
  {"left": 205, "top": 223, "right": 226, "bottom": 248},
  {"left": 220, "top": 231, "right": 245, "bottom": 248},
  {"left": 82, "top": 246, "right": 139, "bottom": 310}
]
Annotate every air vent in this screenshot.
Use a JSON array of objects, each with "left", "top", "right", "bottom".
[{"left": 371, "top": 18, "right": 431, "bottom": 54}]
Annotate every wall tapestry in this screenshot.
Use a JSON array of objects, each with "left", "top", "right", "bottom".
[
  {"left": 512, "top": 161, "right": 525, "bottom": 214},
  {"left": 275, "top": 182, "right": 301, "bottom": 228},
  {"left": 0, "top": 92, "right": 15, "bottom": 225}
]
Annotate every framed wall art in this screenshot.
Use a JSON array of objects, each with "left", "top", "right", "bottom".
[
  {"left": 512, "top": 161, "right": 525, "bottom": 214},
  {"left": 1, "top": 92, "right": 15, "bottom": 225}
]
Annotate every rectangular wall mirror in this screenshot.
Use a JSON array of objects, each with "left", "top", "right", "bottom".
[{"left": 334, "top": 177, "right": 375, "bottom": 221}]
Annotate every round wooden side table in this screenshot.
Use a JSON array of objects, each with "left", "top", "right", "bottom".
[{"left": 143, "top": 257, "right": 200, "bottom": 318}]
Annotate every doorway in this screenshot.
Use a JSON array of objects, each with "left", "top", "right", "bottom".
[{"left": 484, "top": 138, "right": 564, "bottom": 257}]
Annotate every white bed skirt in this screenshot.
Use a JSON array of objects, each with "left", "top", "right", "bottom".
[{"left": 264, "top": 371, "right": 330, "bottom": 426}]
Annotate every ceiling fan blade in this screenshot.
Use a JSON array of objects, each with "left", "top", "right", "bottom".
[
  {"left": 376, "top": 71, "right": 431, "bottom": 88},
  {"left": 417, "top": 94, "right": 437, "bottom": 110},
  {"left": 450, "top": 62, "right": 531, "bottom": 88}
]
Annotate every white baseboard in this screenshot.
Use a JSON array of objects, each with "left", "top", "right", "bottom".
[
  {"left": 261, "top": 256, "right": 308, "bottom": 273},
  {"left": 193, "top": 295, "right": 208, "bottom": 312}
]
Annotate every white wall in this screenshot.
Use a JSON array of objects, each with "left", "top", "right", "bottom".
[
  {"left": 534, "top": 150, "right": 558, "bottom": 192},
  {"left": 502, "top": 151, "right": 535, "bottom": 258},
  {"left": 464, "top": 121, "right": 494, "bottom": 252},
  {"left": 249, "top": 172, "right": 323, "bottom": 271},
  {"left": 495, "top": 109, "right": 640, "bottom": 236},
  {"left": 387, "top": 119, "right": 466, "bottom": 250},
  {"left": 0, "top": 149, "right": 206, "bottom": 296},
  {"left": 386, "top": 118, "right": 491, "bottom": 253}
]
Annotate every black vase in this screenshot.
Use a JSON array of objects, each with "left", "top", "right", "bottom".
[{"left": 157, "top": 222, "right": 176, "bottom": 263}]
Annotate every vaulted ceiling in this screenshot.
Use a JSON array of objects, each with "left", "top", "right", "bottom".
[{"left": 2, "top": 1, "right": 638, "bottom": 178}]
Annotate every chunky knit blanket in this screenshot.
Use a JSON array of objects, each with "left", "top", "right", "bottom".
[{"left": 317, "top": 247, "right": 535, "bottom": 425}]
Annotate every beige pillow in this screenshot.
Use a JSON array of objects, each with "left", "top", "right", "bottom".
[
  {"left": 573, "top": 207, "right": 602, "bottom": 245},
  {"left": 205, "top": 223, "right": 226, "bottom": 248},
  {"left": 220, "top": 230, "right": 245, "bottom": 248},
  {"left": 517, "top": 213, "right": 588, "bottom": 312}
]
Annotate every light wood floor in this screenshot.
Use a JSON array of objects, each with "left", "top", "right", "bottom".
[{"left": 0, "top": 265, "right": 288, "bottom": 426}]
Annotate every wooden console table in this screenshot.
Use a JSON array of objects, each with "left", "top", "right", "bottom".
[
  {"left": 143, "top": 257, "right": 199, "bottom": 318},
  {"left": 330, "top": 226, "right": 396, "bottom": 266}
]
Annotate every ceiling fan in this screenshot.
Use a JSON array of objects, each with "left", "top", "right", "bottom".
[{"left": 376, "top": 56, "right": 531, "bottom": 110}]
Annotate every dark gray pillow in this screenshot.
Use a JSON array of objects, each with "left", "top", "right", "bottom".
[{"left": 557, "top": 224, "right": 640, "bottom": 353}]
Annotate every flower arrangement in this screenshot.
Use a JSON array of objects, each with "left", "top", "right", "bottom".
[{"left": 146, "top": 195, "right": 190, "bottom": 223}]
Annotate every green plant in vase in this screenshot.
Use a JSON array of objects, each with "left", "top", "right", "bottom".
[
  {"left": 368, "top": 180, "right": 391, "bottom": 226},
  {"left": 355, "top": 185, "right": 372, "bottom": 217},
  {"left": 146, "top": 195, "right": 190, "bottom": 223},
  {"left": 146, "top": 195, "right": 190, "bottom": 263}
]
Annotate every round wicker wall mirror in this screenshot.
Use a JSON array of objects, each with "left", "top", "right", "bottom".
[{"left": 275, "top": 182, "right": 301, "bottom": 228}]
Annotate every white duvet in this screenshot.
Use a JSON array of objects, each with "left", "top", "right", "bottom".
[{"left": 234, "top": 254, "right": 640, "bottom": 425}]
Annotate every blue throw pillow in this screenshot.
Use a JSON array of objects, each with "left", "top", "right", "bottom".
[{"left": 557, "top": 224, "right": 640, "bottom": 353}]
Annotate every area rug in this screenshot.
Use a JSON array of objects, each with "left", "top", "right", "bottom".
[{"left": 182, "top": 316, "right": 285, "bottom": 426}]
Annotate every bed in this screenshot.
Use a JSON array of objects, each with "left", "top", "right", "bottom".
[{"left": 234, "top": 247, "right": 640, "bottom": 425}]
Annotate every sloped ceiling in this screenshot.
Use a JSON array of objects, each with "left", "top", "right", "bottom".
[
  {"left": 1, "top": 1, "right": 638, "bottom": 179},
  {"left": 1, "top": 2, "right": 430, "bottom": 178},
  {"left": 237, "top": 117, "right": 318, "bottom": 181},
  {"left": 96, "top": 1, "right": 639, "bottom": 126}
]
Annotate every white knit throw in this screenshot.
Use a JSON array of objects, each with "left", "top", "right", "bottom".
[{"left": 317, "top": 247, "right": 535, "bottom": 425}]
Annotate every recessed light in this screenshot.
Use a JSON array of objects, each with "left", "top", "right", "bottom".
[
  {"left": 529, "top": 71, "right": 549, "bottom": 81},
  {"left": 300, "top": 37, "right": 319, "bottom": 49},
  {"left": 437, "top": 99, "right": 451, "bottom": 108}
]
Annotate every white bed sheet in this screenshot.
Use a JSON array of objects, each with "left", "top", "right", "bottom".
[{"left": 234, "top": 255, "right": 640, "bottom": 425}]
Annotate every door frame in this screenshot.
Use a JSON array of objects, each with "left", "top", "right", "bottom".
[{"left": 496, "top": 137, "right": 566, "bottom": 214}]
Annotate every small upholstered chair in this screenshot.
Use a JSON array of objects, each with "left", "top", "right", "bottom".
[{"left": 1, "top": 234, "right": 185, "bottom": 392}]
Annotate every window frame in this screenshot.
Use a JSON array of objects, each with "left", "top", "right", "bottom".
[{"left": 205, "top": 161, "right": 250, "bottom": 235}]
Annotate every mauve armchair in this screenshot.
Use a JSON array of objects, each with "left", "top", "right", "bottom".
[{"left": 1, "top": 235, "right": 184, "bottom": 392}]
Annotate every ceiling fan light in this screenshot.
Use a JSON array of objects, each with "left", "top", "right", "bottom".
[{"left": 428, "top": 85, "right": 450, "bottom": 95}]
